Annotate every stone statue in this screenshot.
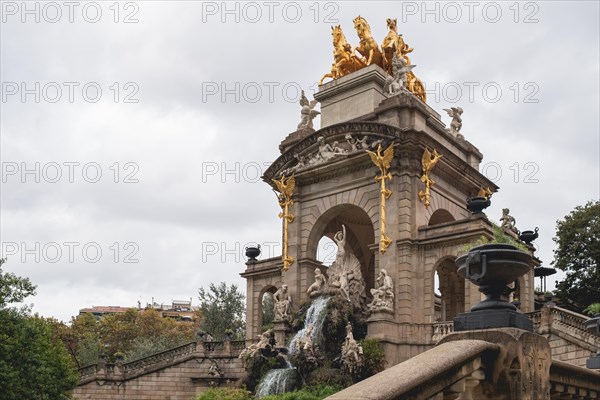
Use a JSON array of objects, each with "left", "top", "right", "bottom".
[
  {"left": 500, "top": 208, "right": 519, "bottom": 238},
  {"left": 293, "top": 323, "right": 314, "bottom": 353},
  {"left": 273, "top": 284, "right": 292, "bottom": 321},
  {"left": 384, "top": 53, "right": 415, "bottom": 96},
  {"left": 297, "top": 90, "right": 320, "bottom": 130},
  {"left": 307, "top": 268, "right": 328, "bottom": 298},
  {"left": 238, "top": 329, "right": 274, "bottom": 361},
  {"left": 207, "top": 358, "right": 223, "bottom": 378},
  {"left": 327, "top": 225, "right": 367, "bottom": 309},
  {"left": 444, "top": 107, "right": 464, "bottom": 139},
  {"left": 368, "top": 269, "right": 394, "bottom": 312},
  {"left": 341, "top": 322, "right": 363, "bottom": 374},
  {"left": 345, "top": 134, "right": 383, "bottom": 153}
]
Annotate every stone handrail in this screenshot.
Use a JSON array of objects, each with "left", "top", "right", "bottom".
[
  {"left": 78, "top": 339, "right": 247, "bottom": 383},
  {"left": 123, "top": 341, "right": 197, "bottom": 374},
  {"left": 327, "top": 340, "right": 499, "bottom": 400},
  {"left": 550, "top": 359, "right": 600, "bottom": 398},
  {"left": 549, "top": 306, "right": 589, "bottom": 332}
]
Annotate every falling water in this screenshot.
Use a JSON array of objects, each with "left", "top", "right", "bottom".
[
  {"left": 255, "top": 296, "right": 330, "bottom": 398},
  {"left": 288, "top": 296, "right": 330, "bottom": 355}
]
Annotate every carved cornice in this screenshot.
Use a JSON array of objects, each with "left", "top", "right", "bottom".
[{"left": 263, "top": 122, "right": 498, "bottom": 199}]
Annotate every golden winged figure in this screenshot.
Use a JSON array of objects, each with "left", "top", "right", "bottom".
[
  {"left": 421, "top": 148, "right": 442, "bottom": 176},
  {"left": 272, "top": 174, "right": 296, "bottom": 199},
  {"left": 366, "top": 143, "right": 395, "bottom": 174}
]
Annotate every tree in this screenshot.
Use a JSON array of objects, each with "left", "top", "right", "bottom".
[
  {"left": 0, "top": 260, "right": 79, "bottom": 399},
  {"left": 66, "top": 307, "right": 200, "bottom": 365},
  {"left": 0, "top": 257, "right": 36, "bottom": 309},
  {"left": 198, "top": 282, "right": 245, "bottom": 339},
  {"left": 552, "top": 200, "right": 600, "bottom": 312}
]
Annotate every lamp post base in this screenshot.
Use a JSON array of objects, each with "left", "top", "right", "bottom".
[{"left": 454, "top": 309, "right": 533, "bottom": 332}]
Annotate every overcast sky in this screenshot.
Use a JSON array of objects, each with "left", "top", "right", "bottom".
[{"left": 1, "top": 1, "right": 598, "bottom": 322}]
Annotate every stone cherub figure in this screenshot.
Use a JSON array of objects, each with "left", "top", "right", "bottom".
[
  {"left": 273, "top": 284, "right": 292, "bottom": 321},
  {"left": 368, "top": 269, "right": 394, "bottom": 312},
  {"left": 500, "top": 208, "right": 519, "bottom": 239},
  {"left": 297, "top": 90, "right": 320, "bottom": 130},
  {"left": 207, "top": 358, "right": 223, "bottom": 378},
  {"left": 444, "top": 107, "right": 464, "bottom": 139}
]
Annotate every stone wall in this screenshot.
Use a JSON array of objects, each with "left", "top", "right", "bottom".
[{"left": 73, "top": 341, "right": 247, "bottom": 400}]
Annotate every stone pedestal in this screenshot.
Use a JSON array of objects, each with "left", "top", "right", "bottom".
[
  {"left": 439, "top": 328, "right": 552, "bottom": 399},
  {"left": 315, "top": 64, "right": 388, "bottom": 128},
  {"left": 272, "top": 320, "right": 289, "bottom": 348},
  {"left": 454, "top": 309, "right": 533, "bottom": 332}
]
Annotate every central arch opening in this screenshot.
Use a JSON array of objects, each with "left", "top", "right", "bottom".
[{"left": 307, "top": 204, "right": 376, "bottom": 291}]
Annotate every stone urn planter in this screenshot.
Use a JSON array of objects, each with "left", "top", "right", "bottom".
[
  {"left": 585, "top": 314, "right": 600, "bottom": 369},
  {"left": 519, "top": 227, "right": 539, "bottom": 245},
  {"left": 245, "top": 245, "right": 261, "bottom": 262},
  {"left": 466, "top": 196, "right": 491, "bottom": 214},
  {"left": 454, "top": 243, "right": 534, "bottom": 331}
]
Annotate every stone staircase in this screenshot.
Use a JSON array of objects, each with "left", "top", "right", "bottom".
[{"left": 74, "top": 339, "right": 247, "bottom": 400}]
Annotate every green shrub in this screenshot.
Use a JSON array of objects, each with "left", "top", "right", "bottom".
[
  {"left": 358, "top": 338, "right": 386, "bottom": 381},
  {"left": 259, "top": 384, "right": 341, "bottom": 400},
  {"left": 584, "top": 303, "right": 600, "bottom": 316},
  {"left": 196, "top": 387, "right": 252, "bottom": 400}
]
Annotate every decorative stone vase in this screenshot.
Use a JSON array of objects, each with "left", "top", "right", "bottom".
[
  {"left": 519, "top": 227, "right": 539, "bottom": 245},
  {"left": 466, "top": 196, "right": 491, "bottom": 214},
  {"left": 585, "top": 314, "right": 600, "bottom": 369},
  {"left": 245, "top": 245, "right": 261, "bottom": 262},
  {"left": 454, "top": 243, "right": 534, "bottom": 331}
]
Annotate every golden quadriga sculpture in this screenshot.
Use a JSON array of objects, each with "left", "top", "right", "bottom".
[{"left": 320, "top": 16, "right": 426, "bottom": 102}]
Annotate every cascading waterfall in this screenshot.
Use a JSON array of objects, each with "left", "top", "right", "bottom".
[{"left": 255, "top": 296, "right": 330, "bottom": 398}]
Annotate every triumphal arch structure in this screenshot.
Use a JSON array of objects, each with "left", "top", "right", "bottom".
[{"left": 241, "top": 17, "right": 536, "bottom": 365}]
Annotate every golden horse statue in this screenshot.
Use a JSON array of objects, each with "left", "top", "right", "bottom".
[
  {"left": 320, "top": 25, "right": 365, "bottom": 85},
  {"left": 381, "top": 18, "right": 413, "bottom": 74},
  {"left": 353, "top": 16, "right": 383, "bottom": 68}
]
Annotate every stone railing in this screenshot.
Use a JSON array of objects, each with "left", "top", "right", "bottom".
[
  {"left": 550, "top": 306, "right": 588, "bottom": 332},
  {"left": 78, "top": 339, "right": 245, "bottom": 383},
  {"left": 431, "top": 321, "right": 454, "bottom": 342},
  {"left": 528, "top": 305, "right": 600, "bottom": 351},
  {"left": 327, "top": 339, "right": 499, "bottom": 399},
  {"left": 123, "top": 341, "right": 197, "bottom": 374},
  {"left": 78, "top": 364, "right": 97, "bottom": 380},
  {"left": 550, "top": 359, "right": 600, "bottom": 398}
]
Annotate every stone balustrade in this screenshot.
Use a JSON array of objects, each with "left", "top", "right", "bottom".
[
  {"left": 431, "top": 321, "right": 454, "bottom": 342},
  {"left": 78, "top": 340, "right": 243, "bottom": 385},
  {"left": 327, "top": 328, "right": 600, "bottom": 400},
  {"left": 327, "top": 339, "right": 500, "bottom": 399}
]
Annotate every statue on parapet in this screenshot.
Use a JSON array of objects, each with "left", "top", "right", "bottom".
[
  {"left": 500, "top": 208, "right": 520, "bottom": 239},
  {"left": 367, "top": 269, "right": 394, "bottom": 312},
  {"left": 382, "top": 18, "right": 413, "bottom": 74},
  {"left": 444, "top": 107, "right": 464, "bottom": 139},
  {"left": 384, "top": 53, "right": 415, "bottom": 96},
  {"left": 273, "top": 284, "right": 292, "bottom": 321},
  {"left": 320, "top": 25, "right": 365, "bottom": 85},
  {"left": 297, "top": 90, "right": 320, "bottom": 130},
  {"left": 353, "top": 16, "right": 383, "bottom": 67}
]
